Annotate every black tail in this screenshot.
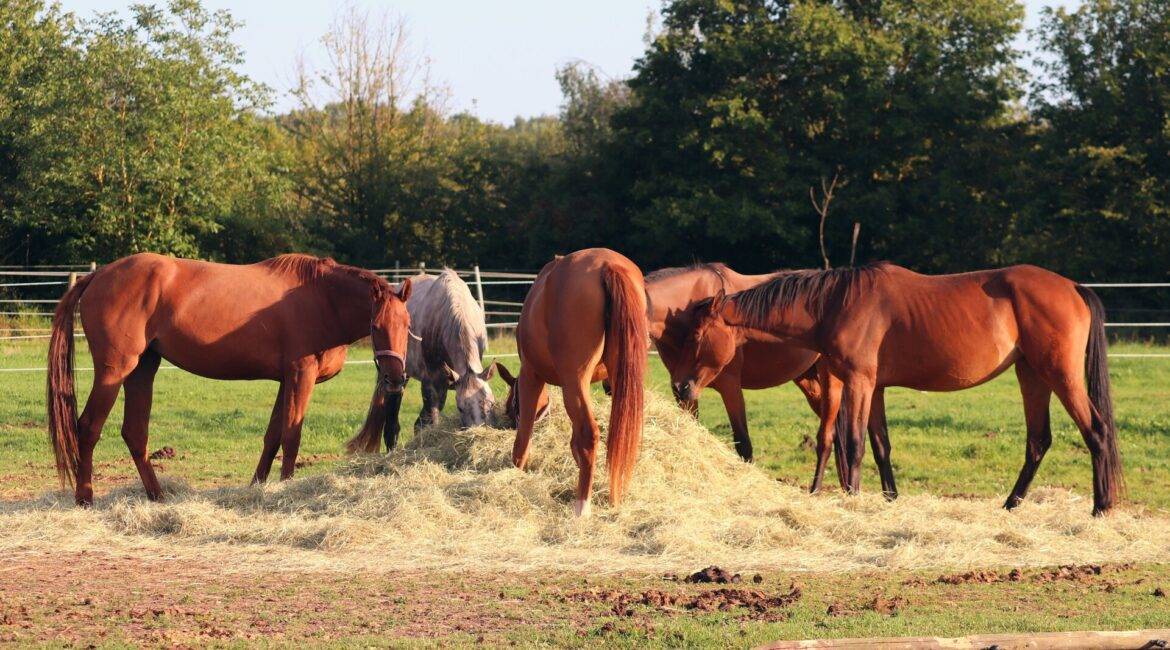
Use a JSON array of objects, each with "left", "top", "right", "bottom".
[{"left": 1077, "top": 285, "right": 1124, "bottom": 509}]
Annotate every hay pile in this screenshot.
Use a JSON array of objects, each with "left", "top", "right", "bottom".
[{"left": 2, "top": 389, "right": 1168, "bottom": 574}]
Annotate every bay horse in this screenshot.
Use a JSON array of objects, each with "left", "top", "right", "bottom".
[
  {"left": 347, "top": 268, "right": 496, "bottom": 454},
  {"left": 47, "top": 253, "right": 412, "bottom": 506},
  {"left": 499, "top": 248, "right": 648, "bottom": 517},
  {"left": 648, "top": 263, "right": 895, "bottom": 497},
  {"left": 672, "top": 262, "right": 1122, "bottom": 515}
]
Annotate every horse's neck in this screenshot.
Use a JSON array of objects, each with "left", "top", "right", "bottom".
[
  {"left": 724, "top": 300, "right": 820, "bottom": 349},
  {"left": 322, "top": 271, "right": 374, "bottom": 343}
]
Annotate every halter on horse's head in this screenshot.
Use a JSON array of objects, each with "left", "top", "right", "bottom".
[{"left": 370, "top": 279, "right": 413, "bottom": 394}]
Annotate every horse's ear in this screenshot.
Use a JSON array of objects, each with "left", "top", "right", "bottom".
[
  {"left": 397, "top": 278, "right": 412, "bottom": 302},
  {"left": 709, "top": 289, "right": 727, "bottom": 316},
  {"left": 496, "top": 363, "right": 516, "bottom": 386},
  {"left": 480, "top": 362, "right": 497, "bottom": 382},
  {"left": 443, "top": 362, "right": 460, "bottom": 386}
]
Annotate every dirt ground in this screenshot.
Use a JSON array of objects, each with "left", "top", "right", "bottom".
[{"left": 3, "top": 549, "right": 1169, "bottom": 647}]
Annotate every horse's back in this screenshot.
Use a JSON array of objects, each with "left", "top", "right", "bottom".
[
  {"left": 519, "top": 249, "right": 644, "bottom": 386},
  {"left": 80, "top": 254, "right": 317, "bottom": 379},
  {"left": 854, "top": 264, "right": 1087, "bottom": 389}
]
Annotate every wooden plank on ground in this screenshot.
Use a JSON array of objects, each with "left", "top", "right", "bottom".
[{"left": 758, "top": 629, "right": 1170, "bottom": 650}]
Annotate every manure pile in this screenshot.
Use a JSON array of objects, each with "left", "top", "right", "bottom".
[{"left": 2, "top": 389, "right": 1167, "bottom": 574}]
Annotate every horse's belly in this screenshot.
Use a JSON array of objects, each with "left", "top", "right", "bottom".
[
  {"left": 153, "top": 337, "right": 282, "bottom": 380},
  {"left": 882, "top": 345, "right": 1019, "bottom": 391},
  {"left": 738, "top": 342, "right": 817, "bottom": 389},
  {"left": 316, "top": 347, "right": 348, "bottom": 382}
]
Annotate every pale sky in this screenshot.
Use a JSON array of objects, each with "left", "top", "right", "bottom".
[{"left": 59, "top": 0, "right": 1078, "bottom": 123}]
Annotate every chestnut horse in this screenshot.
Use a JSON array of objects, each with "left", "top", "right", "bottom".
[
  {"left": 501, "top": 248, "right": 648, "bottom": 517},
  {"left": 648, "top": 263, "right": 894, "bottom": 497},
  {"left": 673, "top": 262, "right": 1122, "bottom": 515},
  {"left": 47, "top": 253, "right": 412, "bottom": 506}
]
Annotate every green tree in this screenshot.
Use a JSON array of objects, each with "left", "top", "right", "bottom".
[
  {"left": 1015, "top": 0, "right": 1170, "bottom": 282},
  {"left": 614, "top": 0, "right": 1025, "bottom": 271},
  {"left": 0, "top": 0, "right": 289, "bottom": 263}
]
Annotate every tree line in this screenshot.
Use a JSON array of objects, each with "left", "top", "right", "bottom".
[{"left": 1, "top": 0, "right": 1167, "bottom": 289}]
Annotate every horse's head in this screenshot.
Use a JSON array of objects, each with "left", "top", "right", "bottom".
[
  {"left": 659, "top": 289, "right": 741, "bottom": 402},
  {"left": 371, "top": 278, "right": 413, "bottom": 394},
  {"left": 442, "top": 362, "right": 498, "bottom": 428},
  {"left": 497, "top": 363, "right": 549, "bottom": 427}
]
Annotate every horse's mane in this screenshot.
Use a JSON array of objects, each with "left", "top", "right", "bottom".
[
  {"left": 261, "top": 254, "right": 393, "bottom": 298},
  {"left": 644, "top": 262, "right": 727, "bottom": 285},
  {"left": 716, "top": 262, "right": 892, "bottom": 329}
]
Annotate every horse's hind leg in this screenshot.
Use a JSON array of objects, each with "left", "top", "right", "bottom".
[
  {"left": 809, "top": 369, "right": 843, "bottom": 494},
  {"left": 75, "top": 357, "right": 138, "bottom": 505},
  {"left": 868, "top": 388, "right": 898, "bottom": 500},
  {"left": 252, "top": 382, "right": 287, "bottom": 484},
  {"left": 1004, "top": 360, "right": 1053, "bottom": 510},
  {"left": 121, "top": 349, "right": 163, "bottom": 501},
  {"left": 278, "top": 362, "right": 320, "bottom": 480},
  {"left": 562, "top": 377, "right": 600, "bottom": 517},
  {"left": 1047, "top": 367, "right": 1115, "bottom": 515}
]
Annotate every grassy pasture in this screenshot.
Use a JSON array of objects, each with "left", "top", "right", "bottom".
[
  {"left": 1, "top": 331, "right": 1169, "bottom": 646},
  {"left": 2, "top": 333, "right": 1168, "bottom": 508}
]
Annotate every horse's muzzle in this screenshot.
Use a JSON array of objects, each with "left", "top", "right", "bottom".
[
  {"left": 383, "top": 377, "right": 409, "bottom": 395},
  {"left": 673, "top": 380, "right": 697, "bottom": 403}
]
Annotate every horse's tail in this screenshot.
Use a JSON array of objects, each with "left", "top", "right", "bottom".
[
  {"left": 47, "top": 274, "right": 94, "bottom": 488},
  {"left": 602, "top": 264, "right": 648, "bottom": 506},
  {"left": 1077, "top": 284, "right": 1125, "bottom": 506},
  {"left": 346, "top": 384, "right": 388, "bottom": 454}
]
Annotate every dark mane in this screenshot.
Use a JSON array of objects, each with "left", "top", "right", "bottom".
[
  {"left": 261, "top": 254, "right": 393, "bottom": 298},
  {"left": 645, "top": 262, "right": 727, "bottom": 285},
  {"left": 719, "top": 263, "right": 892, "bottom": 329}
]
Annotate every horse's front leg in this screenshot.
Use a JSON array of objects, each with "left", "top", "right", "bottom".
[
  {"left": 711, "top": 374, "right": 751, "bottom": 462},
  {"left": 252, "top": 382, "right": 287, "bottom": 484},
  {"left": 383, "top": 390, "right": 403, "bottom": 451},
  {"left": 414, "top": 378, "right": 444, "bottom": 431},
  {"left": 842, "top": 373, "right": 877, "bottom": 494},
  {"left": 278, "top": 359, "right": 320, "bottom": 480}
]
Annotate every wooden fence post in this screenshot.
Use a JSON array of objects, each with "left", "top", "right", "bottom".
[
  {"left": 473, "top": 264, "right": 485, "bottom": 312},
  {"left": 68, "top": 272, "right": 77, "bottom": 289}
]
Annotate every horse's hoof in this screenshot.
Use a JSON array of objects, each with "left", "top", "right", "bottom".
[{"left": 573, "top": 499, "right": 592, "bottom": 518}]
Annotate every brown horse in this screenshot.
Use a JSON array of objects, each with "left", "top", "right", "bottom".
[
  {"left": 499, "top": 248, "right": 648, "bottom": 517},
  {"left": 673, "top": 262, "right": 1122, "bottom": 516},
  {"left": 47, "top": 253, "right": 412, "bottom": 506},
  {"left": 648, "top": 263, "right": 895, "bottom": 497}
]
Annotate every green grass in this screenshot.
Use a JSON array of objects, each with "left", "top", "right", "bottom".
[
  {"left": 2, "top": 332, "right": 1169, "bottom": 645},
  {"left": 1, "top": 333, "right": 1169, "bottom": 509}
]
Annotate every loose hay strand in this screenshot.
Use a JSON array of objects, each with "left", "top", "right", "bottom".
[{"left": 2, "top": 389, "right": 1168, "bottom": 574}]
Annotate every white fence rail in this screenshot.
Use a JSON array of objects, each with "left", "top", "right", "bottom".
[{"left": 3, "top": 264, "right": 1170, "bottom": 342}]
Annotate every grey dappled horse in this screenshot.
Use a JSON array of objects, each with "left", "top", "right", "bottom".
[{"left": 386, "top": 269, "right": 497, "bottom": 448}]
